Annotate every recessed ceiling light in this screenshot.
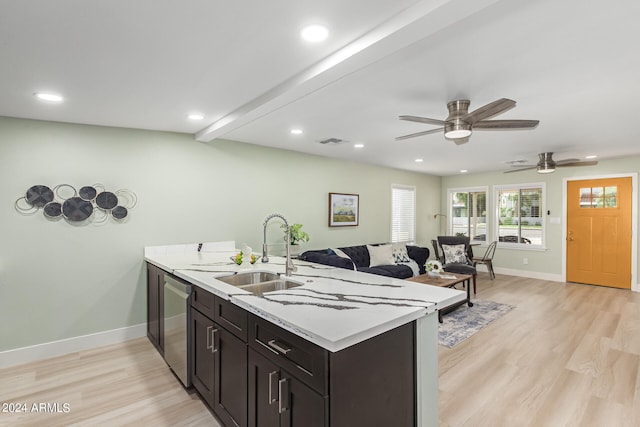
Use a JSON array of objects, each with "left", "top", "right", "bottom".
[
  {"left": 188, "top": 113, "right": 204, "bottom": 120},
  {"left": 460, "top": 169, "right": 468, "bottom": 173},
  {"left": 290, "top": 129, "right": 303, "bottom": 135},
  {"left": 415, "top": 158, "right": 424, "bottom": 163},
  {"left": 35, "top": 92, "right": 64, "bottom": 103},
  {"left": 301, "top": 25, "right": 329, "bottom": 42},
  {"left": 585, "top": 155, "right": 598, "bottom": 159},
  {"left": 354, "top": 143, "right": 364, "bottom": 148}
]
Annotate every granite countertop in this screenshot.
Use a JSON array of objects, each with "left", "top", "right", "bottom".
[{"left": 145, "top": 248, "right": 465, "bottom": 352}]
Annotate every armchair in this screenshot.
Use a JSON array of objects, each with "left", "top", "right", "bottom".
[{"left": 436, "top": 236, "right": 478, "bottom": 294}]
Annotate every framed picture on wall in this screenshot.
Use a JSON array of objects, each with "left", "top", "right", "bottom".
[{"left": 329, "top": 193, "right": 359, "bottom": 227}]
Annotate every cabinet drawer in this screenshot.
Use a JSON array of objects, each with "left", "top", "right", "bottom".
[
  {"left": 249, "top": 314, "right": 327, "bottom": 395},
  {"left": 191, "top": 286, "right": 216, "bottom": 317},
  {"left": 214, "top": 298, "right": 248, "bottom": 342}
]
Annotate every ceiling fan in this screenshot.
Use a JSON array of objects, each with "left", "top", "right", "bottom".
[
  {"left": 396, "top": 98, "right": 539, "bottom": 145},
  {"left": 505, "top": 152, "right": 598, "bottom": 174}
]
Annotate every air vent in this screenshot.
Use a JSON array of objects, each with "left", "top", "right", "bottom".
[{"left": 318, "top": 137, "right": 347, "bottom": 145}]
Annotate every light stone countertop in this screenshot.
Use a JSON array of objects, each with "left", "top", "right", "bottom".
[{"left": 145, "top": 248, "right": 465, "bottom": 352}]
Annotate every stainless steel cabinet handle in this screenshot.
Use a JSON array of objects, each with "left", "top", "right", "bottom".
[
  {"left": 267, "top": 339, "right": 292, "bottom": 355},
  {"left": 278, "top": 378, "right": 290, "bottom": 414},
  {"left": 211, "top": 328, "right": 219, "bottom": 354},
  {"left": 268, "top": 370, "right": 279, "bottom": 405},
  {"left": 206, "top": 326, "right": 213, "bottom": 351}
]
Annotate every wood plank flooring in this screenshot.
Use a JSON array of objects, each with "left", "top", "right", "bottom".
[
  {"left": 0, "top": 338, "right": 218, "bottom": 426},
  {"left": 439, "top": 273, "right": 640, "bottom": 426},
  {"left": 1, "top": 274, "right": 639, "bottom": 426}
]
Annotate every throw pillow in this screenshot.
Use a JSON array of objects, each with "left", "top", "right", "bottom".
[
  {"left": 441, "top": 244, "right": 467, "bottom": 264},
  {"left": 391, "top": 243, "right": 411, "bottom": 263},
  {"left": 367, "top": 244, "right": 395, "bottom": 267}
]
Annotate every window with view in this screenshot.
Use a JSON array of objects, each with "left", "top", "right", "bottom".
[
  {"left": 391, "top": 185, "right": 415, "bottom": 243},
  {"left": 494, "top": 184, "right": 544, "bottom": 247},
  {"left": 448, "top": 188, "right": 488, "bottom": 241}
]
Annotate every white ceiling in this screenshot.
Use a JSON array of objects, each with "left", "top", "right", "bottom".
[{"left": 2, "top": 0, "right": 640, "bottom": 176}]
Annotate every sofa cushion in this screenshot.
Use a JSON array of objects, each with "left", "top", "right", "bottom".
[
  {"left": 372, "top": 264, "right": 414, "bottom": 279},
  {"left": 299, "top": 250, "right": 355, "bottom": 270},
  {"left": 443, "top": 263, "right": 476, "bottom": 276},
  {"left": 339, "top": 245, "right": 370, "bottom": 268},
  {"left": 330, "top": 247, "right": 352, "bottom": 260},
  {"left": 358, "top": 267, "right": 395, "bottom": 277},
  {"left": 367, "top": 244, "right": 395, "bottom": 267}
]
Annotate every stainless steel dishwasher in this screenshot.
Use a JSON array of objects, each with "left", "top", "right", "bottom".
[{"left": 163, "top": 274, "right": 192, "bottom": 387}]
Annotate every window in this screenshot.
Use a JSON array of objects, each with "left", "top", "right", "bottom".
[
  {"left": 494, "top": 183, "right": 545, "bottom": 247},
  {"left": 391, "top": 185, "right": 415, "bottom": 243},
  {"left": 448, "top": 187, "right": 488, "bottom": 241},
  {"left": 580, "top": 186, "right": 617, "bottom": 208}
]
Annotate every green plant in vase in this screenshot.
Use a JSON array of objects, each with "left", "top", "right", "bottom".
[{"left": 281, "top": 223, "right": 310, "bottom": 245}]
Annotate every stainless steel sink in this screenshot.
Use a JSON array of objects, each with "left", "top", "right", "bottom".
[
  {"left": 238, "top": 279, "right": 302, "bottom": 295},
  {"left": 217, "top": 271, "right": 280, "bottom": 287}
]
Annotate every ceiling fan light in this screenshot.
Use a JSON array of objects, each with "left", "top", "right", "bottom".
[
  {"left": 537, "top": 164, "right": 555, "bottom": 173},
  {"left": 444, "top": 122, "right": 471, "bottom": 139}
]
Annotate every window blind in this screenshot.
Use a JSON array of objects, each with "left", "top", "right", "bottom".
[{"left": 391, "top": 185, "right": 415, "bottom": 243}]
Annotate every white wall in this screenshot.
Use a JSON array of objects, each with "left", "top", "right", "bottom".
[{"left": 0, "top": 117, "right": 441, "bottom": 352}]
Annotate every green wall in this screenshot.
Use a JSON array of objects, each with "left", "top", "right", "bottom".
[
  {"left": 441, "top": 157, "right": 639, "bottom": 282},
  {"left": 0, "top": 116, "right": 442, "bottom": 351}
]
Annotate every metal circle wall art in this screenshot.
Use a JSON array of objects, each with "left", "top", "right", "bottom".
[{"left": 15, "top": 183, "right": 137, "bottom": 225}]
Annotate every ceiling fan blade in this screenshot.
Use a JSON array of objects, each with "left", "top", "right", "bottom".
[
  {"left": 399, "top": 115, "right": 446, "bottom": 126},
  {"left": 452, "top": 136, "right": 470, "bottom": 145},
  {"left": 504, "top": 165, "right": 537, "bottom": 173},
  {"left": 558, "top": 161, "right": 599, "bottom": 167},
  {"left": 395, "top": 128, "right": 444, "bottom": 141},
  {"left": 473, "top": 119, "right": 540, "bottom": 129},
  {"left": 464, "top": 98, "right": 516, "bottom": 124}
]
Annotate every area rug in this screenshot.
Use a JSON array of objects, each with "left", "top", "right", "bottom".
[{"left": 438, "top": 300, "right": 515, "bottom": 348}]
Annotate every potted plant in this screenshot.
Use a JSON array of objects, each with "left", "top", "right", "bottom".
[
  {"left": 282, "top": 223, "right": 309, "bottom": 256},
  {"left": 282, "top": 223, "right": 310, "bottom": 244}
]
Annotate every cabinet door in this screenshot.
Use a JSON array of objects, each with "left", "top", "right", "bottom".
[
  {"left": 191, "top": 308, "right": 215, "bottom": 407},
  {"left": 214, "top": 326, "right": 248, "bottom": 427},
  {"left": 248, "top": 348, "right": 326, "bottom": 427},
  {"left": 279, "top": 376, "right": 326, "bottom": 427},
  {"left": 248, "top": 348, "right": 280, "bottom": 427},
  {"left": 146, "top": 263, "right": 164, "bottom": 353}
]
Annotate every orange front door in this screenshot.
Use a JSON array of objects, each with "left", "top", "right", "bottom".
[{"left": 566, "top": 177, "right": 632, "bottom": 289}]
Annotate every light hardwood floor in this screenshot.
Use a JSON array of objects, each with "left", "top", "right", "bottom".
[
  {"left": 1, "top": 274, "right": 639, "bottom": 426},
  {"left": 0, "top": 338, "right": 218, "bottom": 426},
  {"left": 439, "top": 273, "right": 640, "bottom": 426}
]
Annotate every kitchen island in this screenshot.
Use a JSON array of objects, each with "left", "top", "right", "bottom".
[{"left": 145, "top": 243, "right": 465, "bottom": 427}]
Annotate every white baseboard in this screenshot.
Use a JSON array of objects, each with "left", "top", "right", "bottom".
[
  {"left": 476, "top": 264, "right": 564, "bottom": 282},
  {"left": 0, "top": 323, "right": 147, "bottom": 369}
]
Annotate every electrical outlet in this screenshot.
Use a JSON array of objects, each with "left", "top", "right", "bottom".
[{"left": 523, "top": 258, "right": 529, "bottom": 265}]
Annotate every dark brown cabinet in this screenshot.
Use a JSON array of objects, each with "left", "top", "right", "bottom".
[
  {"left": 146, "top": 263, "right": 418, "bottom": 427},
  {"left": 248, "top": 313, "right": 415, "bottom": 427},
  {"left": 248, "top": 348, "right": 326, "bottom": 427},
  {"left": 146, "top": 262, "right": 165, "bottom": 354},
  {"left": 191, "top": 307, "right": 216, "bottom": 406},
  {"left": 191, "top": 287, "right": 248, "bottom": 427},
  {"left": 215, "top": 325, "right": 248, "bottom": 427}
]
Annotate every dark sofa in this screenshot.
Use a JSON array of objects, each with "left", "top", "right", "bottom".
[{"left": 299, "top": 244, "right": 430, "bottom": 279}]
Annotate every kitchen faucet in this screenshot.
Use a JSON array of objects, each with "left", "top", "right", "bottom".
[{"left": 262, "top": 213, "right": 297, "bottom": 277}]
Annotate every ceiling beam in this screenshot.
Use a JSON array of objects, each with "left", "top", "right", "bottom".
[{"left": 195, "top": 0, "right": 503, "bottom": 142}]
